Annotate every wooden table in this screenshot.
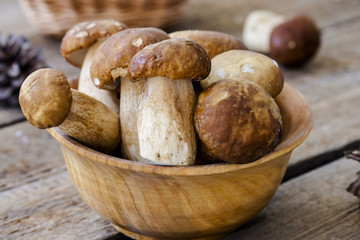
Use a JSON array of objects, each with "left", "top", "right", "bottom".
[{"left": 1, "top": 0, "right": 360, "bottom": 239}]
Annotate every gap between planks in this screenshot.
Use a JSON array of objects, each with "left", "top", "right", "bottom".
[{"left": 284, "top": 139, "right": 360, "bottom": 182}]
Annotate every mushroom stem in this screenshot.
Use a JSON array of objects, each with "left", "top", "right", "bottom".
[
  {"left": 59, "top": 89, "right": 120, "bottom": 153},
  {"left": 119, "top": 76, "right": 147, "bottom": 162},
  {"left": 137, "top": 76, "right": 197, "bottom": 165},
  {"left": 78, "top": 39, "right": 120, "bottom": 114},
  {"left": 19, "top": 69, "right": 120, "bottom": 154}
]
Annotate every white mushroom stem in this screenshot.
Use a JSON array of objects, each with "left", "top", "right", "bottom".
[
  {"left": 137, "top": 76, "right": 197, "bottom": 165},
  {"left": 119, "top": 76, "right": 147, "bottom": 162},
  {"left": 78, "top": 39, "right": 120, "bottom": 114},
  {"left": 59, "top": 89, "right": 120, "bottom": 153},
  {"left": 242, "top": 10, "right": 285, "bottom": 53}
]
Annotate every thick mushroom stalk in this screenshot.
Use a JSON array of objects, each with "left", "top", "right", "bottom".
[
  {"left": 137, "top": 77, "right": 196, "bottom": 165},
  {"left": 19, "top": 68, "right": 120, "bottom": 154},
  {"left": 242, "top": 10, "right": 320, "bottom": 66},
  {"left": 128, "top": 38, "right": 211, "bottom": 165},
  {"left": 90, "top": 28, "right": 170, "bottom": 162}
]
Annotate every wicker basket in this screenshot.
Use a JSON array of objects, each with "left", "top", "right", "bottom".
[{"left": 18, "top": 0, "right": 187, "bottom": 37}]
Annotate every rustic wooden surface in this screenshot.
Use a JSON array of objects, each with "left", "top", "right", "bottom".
[
  {"left": 225, "top": 158, "right": 360, "bottom": 240},
  {"left": 1, "top": 0, "right": 360, "bottom": 239}
]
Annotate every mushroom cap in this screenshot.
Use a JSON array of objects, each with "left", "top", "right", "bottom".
[
  {"left": 169, "top": 30, "right": 247, "bottom": 58},
  {"left": 90, "top": 27, "right": 169, "bottom": 89},
  {"left": 194, "top": 78, "right": 282, "bottom": 164},
  {"left": 60, "top": 19, "right": 128, "bottom": 68},
  {"left": 128, "top": 38, "right": 211, "bottom": 81},
  {"left": 19, "top": 68, "right": 72, "bottom": 129},
  {"left": 201, "top": 50, "right": 283, "bottom": 97},
  {"left": 269, "top": 15, "right": 321, "bottom": 67}
]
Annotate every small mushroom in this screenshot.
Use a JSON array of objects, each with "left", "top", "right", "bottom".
[
  {"left": 90, "top": 27, "right": 169, "bottom": 162},
  {"left": 128, "top": 38, "right": 211, "bottom": 165},
  {"left": 242, "top": 10, "right": 320, "bottom": 67},
  {"left": 169, "top": 30, "right": 247, "bottom": 58},
  {"left": 201, "top": 50, "right": 284, "bottom": 98},
  {"left": 60, "top": 20, "right": 128, "bottom": 114},
  {"left": 19, "top": 68, "right": 120, "bottom": 154},
  {"left": 60, "top": 19, "right": 128, "bottom": 68},
  {"left": 194, "top": 79, "right": 282, "bottom": 164}
]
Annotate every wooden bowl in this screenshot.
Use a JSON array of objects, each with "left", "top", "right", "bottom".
[{"left": 48, "top": 83, "right": 312, "bottom": 240}]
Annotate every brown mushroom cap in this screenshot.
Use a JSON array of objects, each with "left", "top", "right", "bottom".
[
  {"left": 90, "top": 27, "right": 169, "bottom": 89},
  {"left": 194, "top": 78, "right": 282, "bottom": 164},
  {"left": 128, "top": 38, "right": 211, "bottom": 81},
  {"left": 60, "top": 19, "right": 128, "bottom": 68},
  {"left": 269, "top": 15, "right": 320, "bottom": 67},
  {"left": 201, "top": 50, "right": 283, "bottom": 97},
  {"left": 169, "top": 30, "right": 247, "bottom": 58},
  {"left": 19, "top": 68, "right": 72, "bottom": 129}
]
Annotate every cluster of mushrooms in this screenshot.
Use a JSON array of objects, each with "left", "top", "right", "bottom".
[{"left": 19, "top": 10, "right": 320, "bottom": 166}]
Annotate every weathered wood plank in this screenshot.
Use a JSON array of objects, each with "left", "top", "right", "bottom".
[
  {"left": 176, "top": 0, "right": 360, "bottom": 35},
  {"left": 1, "top": 170, "right": 119, "bottom": 240},
  {"left": 0, "top": 121, "right": 63, "bottom": 192},
  {"left": 285, "top": 18, "right": 360, "bottom": 163},
  {"left": 0, "top": 108, "right": 24, "bottom": 127},
  {"left": 2, "top": 124, "right": 359, "bottom": 239},
  {"left": 1, "top": 0, "right": 360, "bottom": 239},
  {"left": 225, "top": 157, "right": 360, "bottom": 240},
  {"left": 0, "top": 122, "right": 119, "bottom": 239}
]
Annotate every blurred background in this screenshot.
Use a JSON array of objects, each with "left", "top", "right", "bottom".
[{"left": 1, "top": 0, "right": 336, "bottom": 79}]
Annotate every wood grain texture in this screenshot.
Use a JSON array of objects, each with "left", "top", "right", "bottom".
[
  {"left": 284, "top": 18, "right": 360, "bottom": 163},
  {"left": 224, "top": 158, "right": 360, "bottom": 240},
  {"left": 0, "top": 108, "right": 24, "bottom": 127},
  {"left": 0, "top": 121, "right": 118, "bottom": 239},
  {"left": 1, "top": 0, "right": 360, "bottom": 239},
  {"left": 0, "top": 121, "right": 62, "bottom": 192}
]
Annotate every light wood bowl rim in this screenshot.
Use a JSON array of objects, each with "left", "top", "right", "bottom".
[{"left": 48, "top": 83, "right": 312, "bottom": 176}]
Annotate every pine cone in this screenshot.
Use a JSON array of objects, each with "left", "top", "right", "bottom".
[{"left": 0, "top": 33, "right": 47, "bottom": 107}]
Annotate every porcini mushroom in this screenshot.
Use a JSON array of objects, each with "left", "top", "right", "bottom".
[
  {"left": 19, "top": 68, "right": 120, "bottom": 154},
  {"left": 90, "top": 27, "right": 169, "bottom": 162},
  {"left": 60, "top": 19, "right": 128, "bottom": 68},
  {"left": 169, "top": 30, "right": 247, "bottom": 58},
  {"left": 242, "top": 10, "right": 320, "bottom": 67},
  {"left": 128, "top": 38, "right": 211, "bottom": 165},
  {"left": 60, "top": 19, "right": 128, "bottom": 114},
  {"left": 194, "top": 79, "right": 282, "bottom": 164},
  {"left": 201, "top": 50, "right": 284, "bottom": 98}
]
